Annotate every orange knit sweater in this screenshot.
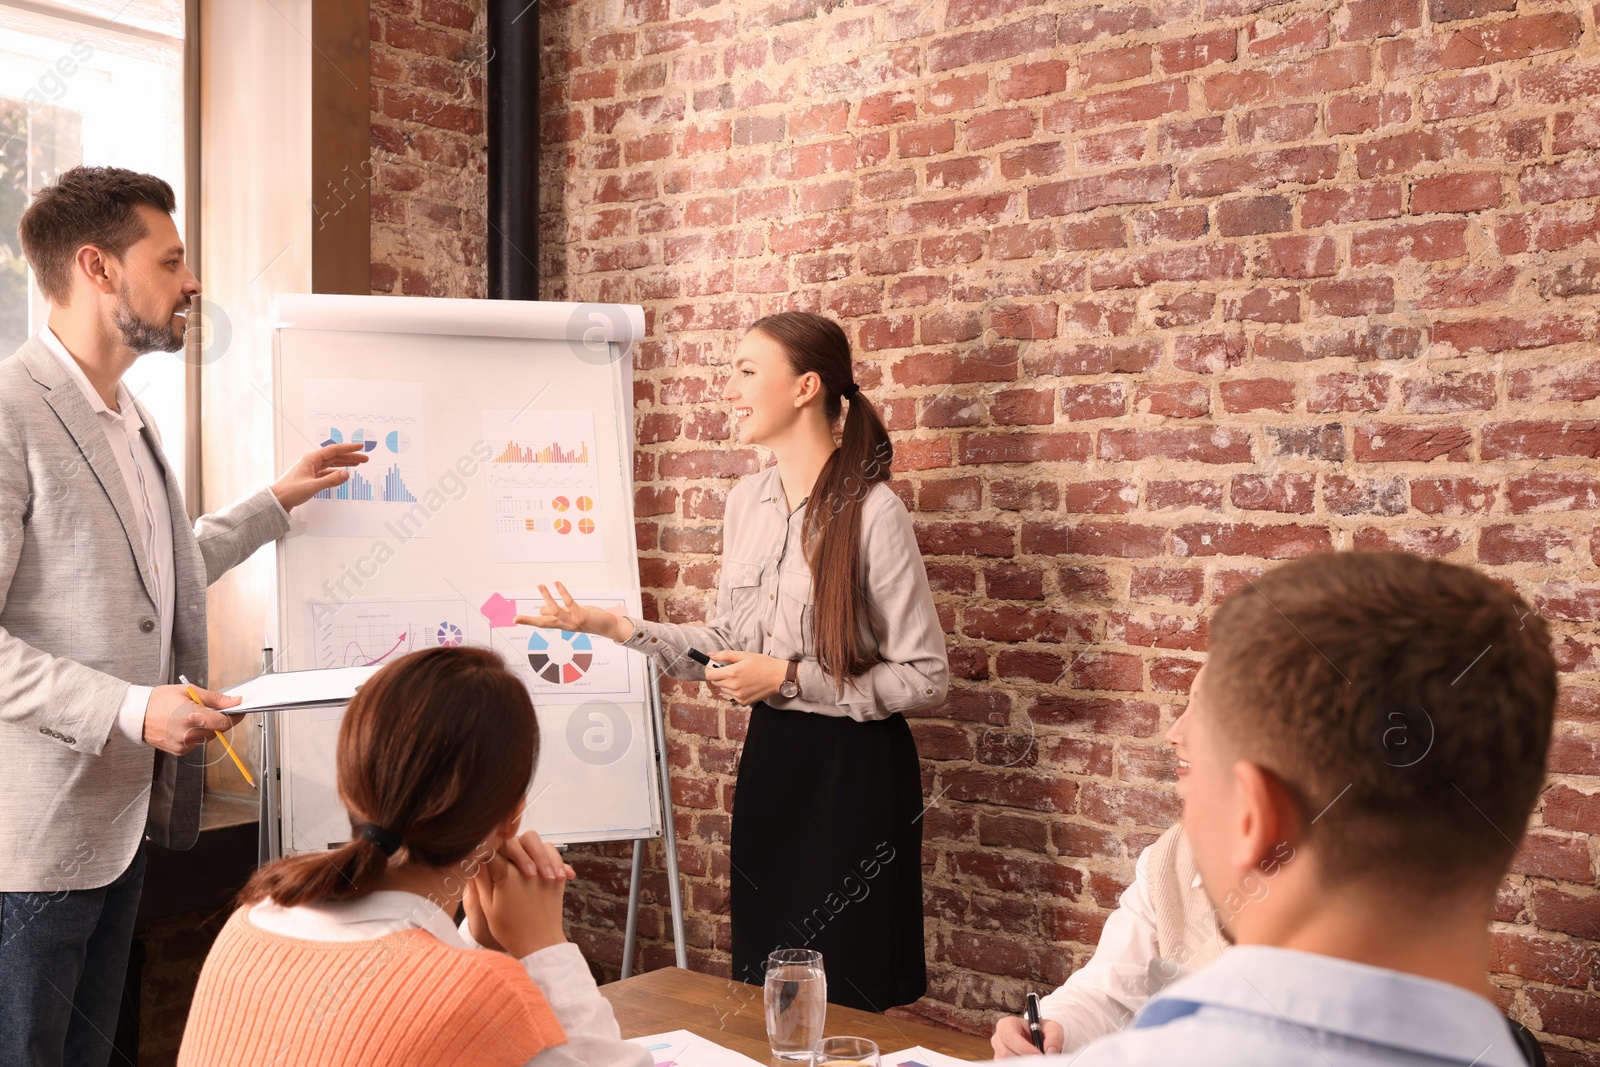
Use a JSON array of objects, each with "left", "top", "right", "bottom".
[{"left": 180, "top": 909, "right": 568, "bottom": 1066}]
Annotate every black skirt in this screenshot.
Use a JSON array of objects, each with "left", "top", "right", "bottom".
[{"left": 729, "top": 702, "right": 927, "bottom": 1011}]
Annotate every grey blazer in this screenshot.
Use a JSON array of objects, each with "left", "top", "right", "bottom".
[{"left": 0, "top": 337, "right": 288, "bottom": 891}]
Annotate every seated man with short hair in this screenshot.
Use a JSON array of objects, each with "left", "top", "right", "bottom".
[{"left": 1054, "top": 551, "right": 1554, "bottom": 1066}]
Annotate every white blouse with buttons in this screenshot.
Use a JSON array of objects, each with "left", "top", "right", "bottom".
[{"left": 621, "top": 464, "right": 949, "bottom": 722}]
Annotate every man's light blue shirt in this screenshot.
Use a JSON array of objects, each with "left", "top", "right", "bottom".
[{"left": 1037, "top": 946, "right": 1526, "bottom": 1067}]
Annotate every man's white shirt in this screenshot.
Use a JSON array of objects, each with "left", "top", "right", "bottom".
[
  {"left": 1019, "top": 946, "right": 1526, "bottom": 1067},
  {"left": 39, "top": 327, "right": 174, "bottom": 744}
]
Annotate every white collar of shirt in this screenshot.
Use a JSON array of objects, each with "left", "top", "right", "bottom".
[
  {"left": 38, "top": 327, "right": 143, "bottom": 430},
  {"left": 756, "top": 465, "right": 784, "bottom": 503},
  {"left": 248, "top": 890, "right": 466, "bottom": 947},
  {"left": 756, "top": 463, "right": 815, "bottom": 515},
  {"left": 1138, "top": 945, "right": 1524, "bottom": 1067}
]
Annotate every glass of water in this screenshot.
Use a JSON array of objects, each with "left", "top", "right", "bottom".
[
  {"left": 764, "top": 948, "right": 826, "bottom": 1061},
  {"left": 813, "top": 1037, "right": 880, "bottom": 1067}
]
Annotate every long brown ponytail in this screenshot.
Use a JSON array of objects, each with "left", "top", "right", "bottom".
[
  {"left": 238, "top": 646, "right": 538, "bottom": 908},
  {"left": 749, "top": 312, "right": 894, "bottom": 692}
]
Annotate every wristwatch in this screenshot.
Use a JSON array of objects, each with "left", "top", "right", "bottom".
[{"left": 778, "top": 660, "right": 800, "bottom": 699}]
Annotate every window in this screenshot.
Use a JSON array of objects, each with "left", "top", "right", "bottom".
[{"left": 0, "top": 0, "right": 188, "bottom": 495}]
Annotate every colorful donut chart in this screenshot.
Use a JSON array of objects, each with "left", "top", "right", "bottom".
[{"left": 527, "top": 629, "right": 594, "bottom": 684}]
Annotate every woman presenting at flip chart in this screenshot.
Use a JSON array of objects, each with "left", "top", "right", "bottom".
[{"left": 519, "top": 311, "right": 948, "bottom": 1010}]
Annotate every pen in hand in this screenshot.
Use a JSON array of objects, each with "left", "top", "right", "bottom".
[
  {"left": 179, "top": 674, "right": 255, "bottom": 788},
  {"left": 1025, "top": 992, "right": 1046, "bottom": 1053}
]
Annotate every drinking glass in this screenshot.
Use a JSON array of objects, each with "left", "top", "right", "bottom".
[
  {"left": 813, "top": 1036, "right": 880, "bottom": 1067},
  {"left": 763, "top": 948, "right": 826, "bottom": 1061}
]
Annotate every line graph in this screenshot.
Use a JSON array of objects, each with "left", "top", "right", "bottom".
[
  {"left": 345, "top": 631, "right": 409, "bottom": 666},
  {"left": 311, "top": 598, "right": 473, "bottom": 670},
  {"left": 306, "top": 410, "right": 419, "bottom": 425},
  {"left": 487, "top": 467, "right": 598, "bottom": 490}
]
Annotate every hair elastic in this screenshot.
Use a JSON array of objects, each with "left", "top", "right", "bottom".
[
  {"left": 841, "top": 381, "right": 860, "bottom": 400},
  {"left": 361, "top": 822, "right": 402, "bottom": 856}
]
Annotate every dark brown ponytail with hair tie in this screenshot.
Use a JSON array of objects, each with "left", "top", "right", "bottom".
[
  {"left": 361, "top": 822, "right": 402, "bottom": 856},
  {"left": 747, "top": 312, "right": 893, "bottom": 694},
  {"left": 235, "top": 646, "right": 539, "bottom": 910}
]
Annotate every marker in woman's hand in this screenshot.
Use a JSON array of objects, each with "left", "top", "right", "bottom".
[{"left": 686, "top": 648, "right": 729, "bottom": 669}]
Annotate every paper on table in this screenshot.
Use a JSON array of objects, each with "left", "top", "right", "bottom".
[
  {"left": 882, "top": 1047, "right": 978, "bottom": 1067},
  {"left": 630, "top": 1030, "right": 770, "bottom": 1067},
  {"left": 222, "top": 665, "right": 381, "bottom": 711}
]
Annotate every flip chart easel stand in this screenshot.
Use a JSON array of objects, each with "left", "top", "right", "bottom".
[
  {"left": 262, "top": 295, "right": 688, "bottom": 974},
  {"left": 252, "top": 649, "right": 689, "bottom": 973},
  {"left": 257, "top": 646, "right": 280, "bottom": 865},
  {"left": 623, "top": 661, "right": 688, "bottom": 975}
]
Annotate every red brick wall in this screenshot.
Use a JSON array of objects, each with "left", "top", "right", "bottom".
[
  {"left": 369, "top": 0, "right": 487, "bottom": 297},
  {"left": 534, "top": 0, "right": 1600, "bottom": 1056}
]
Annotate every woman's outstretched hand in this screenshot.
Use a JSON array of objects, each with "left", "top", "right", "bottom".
[
  {"left": 514, "top": 581, "right": 634, "bottom": 642},
  {"left": 704, "top": 649, "right": 789, "bottom": 705}
]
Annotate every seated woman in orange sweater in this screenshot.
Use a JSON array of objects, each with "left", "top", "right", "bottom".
[{"left": 181, "top": 646, "right": 652, "bottom": 1067}]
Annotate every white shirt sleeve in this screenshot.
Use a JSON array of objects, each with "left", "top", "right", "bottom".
[
  {"left": 517, "top": 943, "right": 654, "bottom": 1067},
  {"left": 455, "top": 919, "right": 652, "bottom": 1067},
  {"left": 114, "top": 685, "right": 151, "bottom": 745},
  {"left": 1037, "top": 847, "right": 1162, "bottom": 1052}
]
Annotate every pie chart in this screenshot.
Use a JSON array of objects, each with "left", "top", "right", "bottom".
[
  {"left": 349, "top": 428, "right": 379, "bottom": 453},
  {"left": 552, "top": 496, "right": 570, "bottom": 511},
  {"left": 527, "top": 629, "right": 594, "bottom": 684},
  {"left": 435, "top": 622, "right": 464, "bottom": 647},
  {"left": 554, "top": 518, "right": 572, "bottom": 534},
  {"left": 386, "top": 431, "right": 412, "bottom": 453},
  {"left": 576, "top": 496, "right": 593, "bottom": 511},
  {"left": 578, "top": 518, "right": 596, "bottom": 534}
]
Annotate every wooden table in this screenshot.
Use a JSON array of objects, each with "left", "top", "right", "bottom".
[{"left": 601, "top": 968, "right": 993, "bottom": 1064}]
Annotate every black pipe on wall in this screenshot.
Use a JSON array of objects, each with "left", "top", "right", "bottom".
[{"left": 487, "top": 3, "right": 540, "bottom": 300}]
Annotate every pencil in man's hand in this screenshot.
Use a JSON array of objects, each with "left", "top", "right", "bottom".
[{"left": 179, "top": 674, "right": 255, "bottom": 788}]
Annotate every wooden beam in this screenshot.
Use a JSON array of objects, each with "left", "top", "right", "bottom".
[{"left": 311, "top": 0, "right": 370, "bottom": 295}]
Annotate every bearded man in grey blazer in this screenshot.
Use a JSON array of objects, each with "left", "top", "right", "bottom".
[{"left": 0, "top": 166, "right": 367, "bottom": 1066}]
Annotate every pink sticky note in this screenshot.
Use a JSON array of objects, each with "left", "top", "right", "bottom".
[{"left": 480, "top": 593, "right": 518, "bottom": 629}]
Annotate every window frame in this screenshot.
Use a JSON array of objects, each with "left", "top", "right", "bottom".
[{"left": 0, "top": 0, "right": 199, "bottom": 509}]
